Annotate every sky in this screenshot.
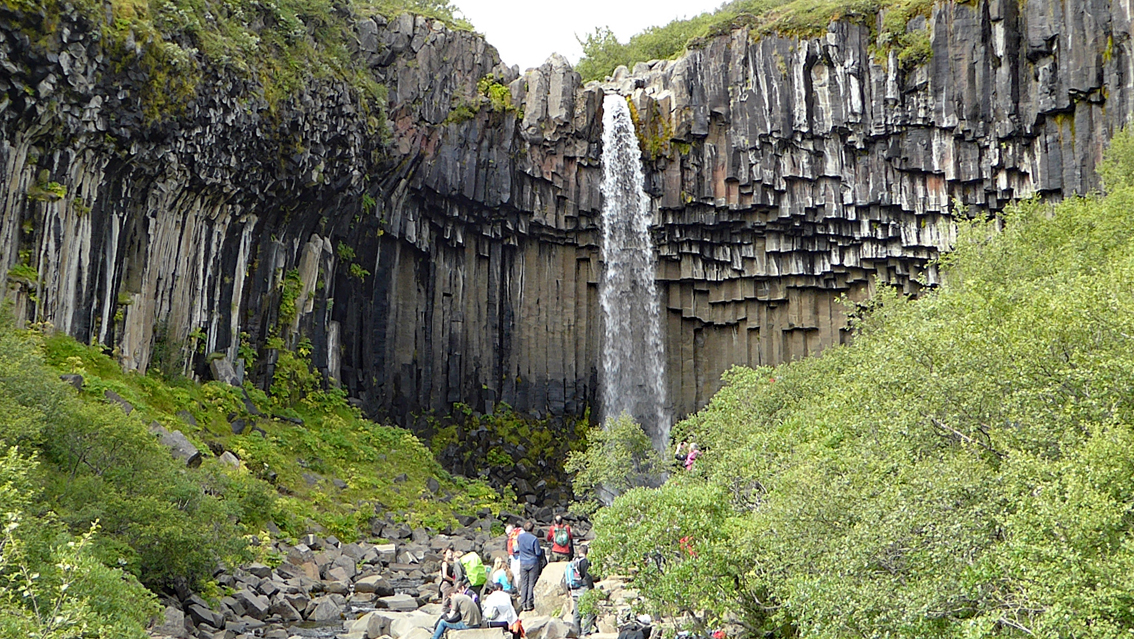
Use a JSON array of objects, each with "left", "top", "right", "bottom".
[{"left": 453, "top": 0, "right": 728, "bottom": 72}]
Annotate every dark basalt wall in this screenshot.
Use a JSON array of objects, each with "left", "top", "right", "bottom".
[{"left": 1, "top": 0, "right": 1131, "bottom": 428}]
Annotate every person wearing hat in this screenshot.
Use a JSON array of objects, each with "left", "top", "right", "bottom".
[{"left": 546, "top": 514, "right": 573, "bottom": 561}]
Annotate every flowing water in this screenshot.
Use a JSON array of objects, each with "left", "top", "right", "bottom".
[{"left": 599, "top": 93, "right": 670, "bottom": 451}]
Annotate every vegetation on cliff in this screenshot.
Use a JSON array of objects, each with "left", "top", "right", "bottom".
[
  {"left": 0, "top": 316, "right": 507, "bottom": 634},
  {"left": 586, "top": 132, "right": 1134, "bottom": 637},
  {"left": 1, "top": 0, "right": 469, "bottom": 119},
  {"left": 576, "top": 0, "right": 936, "bottom": 82}
]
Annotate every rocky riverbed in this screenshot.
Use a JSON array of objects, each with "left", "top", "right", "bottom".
[{"left": 148, "top": 520, "right": 644, "bottom": 639}]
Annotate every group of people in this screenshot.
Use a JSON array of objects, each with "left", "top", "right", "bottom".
[
  {"left": 432, "top": 515, "right": 595, "bottom": 639},
  {"left": 674, "top": 440, "right": 700, "bottom": 471}
]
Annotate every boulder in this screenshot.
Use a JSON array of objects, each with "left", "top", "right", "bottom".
[
  {"left": 389, "top": 611, "right": 439, "bottom": 638},
  {"left": 217, "top": 451, "right": 240, "bottom": 468},
  {"left": 403, "top": 627, "right": 434, "bottom": 639},
  {"left": 104, "top": 390, "right": 133, "bottom": 414},
  {"left": 245, "top": 562, "right": 272, "bottom": 579},
  {"left": 234, "top": 589, "right": 271, "bottom": 619},
  {"left": 270, "top": 596, "right": 302, "bottom": 622},
  {"left": 349, "top": 610, "right": 397, "bottom": 638},
  {"left": 59, "top": 373, "right": 83, "bottom": 390},
  {"left": 449, "top": 630, "right": 506, "bottom": 639},
  {"left": 533, "top": 562, "right": 571, "bottom": 618},
  {"left": 524, "top": 616, "right": 570, "bottom": 639},
  {"left": 307, "top": 596, "right": 342, "bottom": 621},
  {"left": 152, "top": 604, "right": 189, "bottom": 638},
  {"left": 186, "top": 603, "right": 224, "bottom": 629},
  {"left": 148, "top": 423, "right": 203, "bottom": 468},
  {"left": 355, "top": 575, "right": 395, "bottom": 596},
  {"left": 377, "top": 593, "right": 419, "bottom": 611}
]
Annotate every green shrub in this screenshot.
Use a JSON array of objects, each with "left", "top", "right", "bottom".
[
  {"left": 0, "top": 447, "right": 160, "bottom": 639},
  {"left": 592, "top": 130, "right": 1134, "bottom": 636},
  {"left": 564, "top": 413, "right": 661, "bottom": 506}
]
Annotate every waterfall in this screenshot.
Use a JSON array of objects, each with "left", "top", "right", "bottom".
[{"left": 599, "top": 93, "right": 670, "bottom": 451}]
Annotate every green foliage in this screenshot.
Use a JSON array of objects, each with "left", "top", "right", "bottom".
[
  {"left": 576, "top": 0, "right": 936, "bottom": 82},
  {"left": 278, "top": 268, "right": 303, "bottom": 327},
  {"left": 0, "top": 448, "right": 159, "bottom": 638},
  {"left": 6, "top": 263, "right": 39, "bottom": 285},
  {"left": 349, "top": 262, "right": 371, "bottom": 280},
  {"left": 593, "top": 131, "right": 1134, "bottom": 636},
  {"left": 336, "top": 242, "right": 357, "bottom": 261},
  {"left": 564, "top": 413, "right": 662, "bottom": 506}
]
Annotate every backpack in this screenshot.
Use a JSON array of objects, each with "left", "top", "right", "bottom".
[
  {"left": 460, "top": 552, "right": 487, "bottom": 586},
  {"left": 563, "top": 558, "right": 582, "bottom": 589},
  {"left": 553, "top": 525, "right": 570, "bottom": 547}
]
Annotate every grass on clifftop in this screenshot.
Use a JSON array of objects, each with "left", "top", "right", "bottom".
[
  {"left": 576, "top": 0, "right": 938, "bottom": 82},
  {"left": 2, "top": 0, "right": 470, "bottom": 120}
]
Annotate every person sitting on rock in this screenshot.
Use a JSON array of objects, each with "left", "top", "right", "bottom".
[
  {"left": 546, "top": 514, "right": 573, "bottom": 561},
  {"left": 481, "top": 580, "right": 518, "bottom": 633},
  {"left": 489, "top": 555, "right": 514, "bottom": 592},
  {"left": 432, "top": 587, "right": 481, "bottom": 639},
  {"left": 439, "top": 546, "right": 465, "bottom": 600}
]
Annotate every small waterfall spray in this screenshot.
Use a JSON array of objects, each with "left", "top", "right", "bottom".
[{"left": 599, "top": 93, "right": 670, "bottom": 451}]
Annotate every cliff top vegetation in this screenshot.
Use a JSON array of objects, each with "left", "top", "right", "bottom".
[
  {"left": 576, "top": 0, "right": 940, "bottom": 81},
  {"left": 1, "top": 0, "right": 472, "bottom": 118},
  {"left": 583, "top": 130, "right": 1134, "bottom": 637}
]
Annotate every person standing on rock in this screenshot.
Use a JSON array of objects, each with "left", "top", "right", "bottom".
[
  {"left": 439, "top": 546, "right": 465, "bottom": 600},
  {"left": 566, "top": 545, "right": 596, "bottom": 637},
  {"left": 432, "top": 589, "right": 481, "bottom": 639},
  {"left": 515, "top": 520, "right": 543, "bottom": 612},
  {"left": 506, "top": 523, "right": 523, "bottom": 594},
  {"left": 547, "top": 514, "right": 574, "bottom": 561}
]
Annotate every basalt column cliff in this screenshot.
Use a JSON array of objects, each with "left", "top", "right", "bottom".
[{"left": 0, "top": 0, "right": 1130, "bottom": 427}]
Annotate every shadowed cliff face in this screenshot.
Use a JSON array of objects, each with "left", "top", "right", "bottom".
[{"left": 1, "top": 0, "right": 1131, "bottom": 431}]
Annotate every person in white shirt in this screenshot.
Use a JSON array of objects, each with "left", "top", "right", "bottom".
[{"left": 481, "top": 581, "right": 518, "bottom": 629}]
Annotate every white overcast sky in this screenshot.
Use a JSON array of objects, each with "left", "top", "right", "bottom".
[{"left": 453, "top": 0, "right": 728, "bottom": 72}]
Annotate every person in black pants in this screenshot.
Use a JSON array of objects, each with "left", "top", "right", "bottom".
[{"left": 514, "top": 520, "right": 543, "bottom": 611}]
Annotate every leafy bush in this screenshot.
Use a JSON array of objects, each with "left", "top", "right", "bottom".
[
  {"left": 0, "top": 447, "right": 160, "bottom": 639},
  {"left": 565, "top": 413, "right": 662, "bottom": 507},
  {"left": 591, "top": 130, "right": 1134, "bottom": 637}
]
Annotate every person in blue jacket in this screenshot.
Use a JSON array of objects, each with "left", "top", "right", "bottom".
[{"left": 515, "top": 519, "right": 544, "bottom": 612}]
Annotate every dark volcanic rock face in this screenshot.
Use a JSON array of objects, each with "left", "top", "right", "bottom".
[{"left": 0, "top": 0, "right": 1131, "bottom": 428}]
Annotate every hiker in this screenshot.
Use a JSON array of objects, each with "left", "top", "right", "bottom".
[
  {"left": 506, "top": 523, "right": 523, "bottom": 593},
  {"left": 547, "top": 514, "right": 573, "bottom": 561},
  {"left": 481, "top": 580, "right": 519, "bottom": 630},
  {"left": 515, "top": 519, "right": 544, "bottom": 612},
  {"left": 431, "top": 587, "right": 481, "bottom": 639},
  {"left": 439, "top": 547, "right": 464, "bottom": 600},
  {"left": 684, "top": 442, "right": 700, "bottom": 471},
  {"left": 564, "top": 545, "right": 595, "bottom": 636},
  {"left": 489, "top": 555, "right": 514, "bottom": 592},
  {"left": 674, "top": 440, "right": 688, "bottom": 466}
]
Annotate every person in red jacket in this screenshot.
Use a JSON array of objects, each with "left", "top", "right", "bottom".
[{"left": 546, "top": 514, "right": 573, "bottom": 561}]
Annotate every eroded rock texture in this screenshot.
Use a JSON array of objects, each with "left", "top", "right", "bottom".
[{"left": 0, "top": 0, "right": 1131, "bottom": 427}]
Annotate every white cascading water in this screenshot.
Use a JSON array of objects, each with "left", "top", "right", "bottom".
[{"left": 599, "top": 93, "right": 670, "bottom": 451}]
